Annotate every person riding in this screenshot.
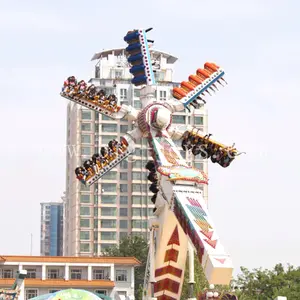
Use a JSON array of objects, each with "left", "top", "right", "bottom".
[
  {"left": 75, "top": 166, "right": 88, "bottom": 183},
  {"left": 77, "top": 80, "right": 87, "bottom": 97},
  {"left": 86, "top": 84, "right": 97, "bottom": 101},
  {"left": 92, "top": 153, "right": 101, "bottom": 172},
  {"left": 63, "top": 76, "right": 77, "bottom": 93},
  {"left": 83, "top": 159, "right": 95, "bottom": 176}
]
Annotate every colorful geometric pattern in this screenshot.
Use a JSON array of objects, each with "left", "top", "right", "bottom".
[
  {"left": 154, "top": 278, "right": 180, "bottom": 294},
  {"left": 155, "top": 265, "right": 183, "bottom": 278},
  {"left": 164, "top": 249, "right": 179, "bottom": 263},
  {"left": 167, "top": 226, "right": 180, "bottom": 246},
  {"left": 157, "top": 165, "right": 208, "bottom": 184},
  {"left": 156, "top": 137, "right": 182, "bottom": 165}
]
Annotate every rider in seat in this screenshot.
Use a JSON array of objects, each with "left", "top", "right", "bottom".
[
  {"left": 86, "top": 84, "right": 97, "bottom": 102},
  {"left": 83, "top": 159, "right": 95, "bottom": 176},
  {"left": 63, "top": 76, "right": 77, "bottom": 94},
  {"left": 75, "top": 166, "right": 88, "bottom": 183}
]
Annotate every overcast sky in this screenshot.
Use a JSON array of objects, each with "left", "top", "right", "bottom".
[{"left": 0, "top": 0, "right": 299, "bottom": 276}]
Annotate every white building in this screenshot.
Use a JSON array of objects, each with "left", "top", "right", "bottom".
[
  {"left": 64, "top": 48, "right": 208, "bottom": 256},
  {"left": 0, "top": 256, "right": 139, "bottom": 300}
]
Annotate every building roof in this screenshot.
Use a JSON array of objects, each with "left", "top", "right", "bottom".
[
  {"left": 0, "top": 256, "right": 140, "bottom": 266},
  {"left": 0, "top": 279, "right": 114, "bottom": 288},
  {"left": 91, "top": 48, "right": 178, "bottom": 64}
]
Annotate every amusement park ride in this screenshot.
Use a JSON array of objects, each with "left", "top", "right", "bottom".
[
  {"left": 0, "top": 270, "right": 27, "bottom": 300},
  {"left": 60, "top": 28, "right": 242, "bottom": 300}
]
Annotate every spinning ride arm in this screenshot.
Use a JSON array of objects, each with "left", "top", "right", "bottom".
[
  {"left": 60, "top": 78, "right": 138, "bottom": 121},
  {"left": 165, "top": 63, "right": 226, "bottom": 113},
  {"left": 168, "top": 125, "right": 244, "bottom": 168},
  {"left": 75, "top": 135, "right": 136, "bottom": 186}
]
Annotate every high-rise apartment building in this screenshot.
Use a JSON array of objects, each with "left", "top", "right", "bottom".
[
  {"left": 40, "top": 202, "right": 64, "bottom": 256},
  {"left": 64, "top": 48, "right": 208, "bottom": 256}
]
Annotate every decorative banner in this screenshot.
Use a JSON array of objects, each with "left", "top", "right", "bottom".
[{"left": 172, "top": 186, "right": 233, "bottom": 285}]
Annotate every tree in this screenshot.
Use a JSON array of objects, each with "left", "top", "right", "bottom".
[
  {"left": 233, "top": 263, "right": 300, "bottom": 299},
  {"left": 101, "top": 234, "right": 148, "bottom": 300}
]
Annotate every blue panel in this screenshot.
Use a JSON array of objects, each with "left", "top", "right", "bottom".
[
  {"left": 124, "top": 31, "right": 139, "bottom": 42},
  {"left": 127, "top": 53, "right": 143, "bottom": 63},
  {"left": 130, "top": 65, "right": 145, "bottom": 74},
  {"left": 126, "top": 43, "right": 141, "bottom": 53},
  {"left": 132, "top": 75, "right": 147, "bottom": 85}
]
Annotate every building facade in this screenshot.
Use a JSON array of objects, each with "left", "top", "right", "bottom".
[
  {"left": 0, "top": 256, "right": 139, "bottom": 300},
  {"left": 40, "top": 203, "right": 63, "bottom": 256},
  {"left": 64, "top": 48, "right": 208, "bottom": 256}
]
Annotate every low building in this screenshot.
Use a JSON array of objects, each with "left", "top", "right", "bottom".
[{"left": 0, "top": 256, "right": 140, "bottom": 300}]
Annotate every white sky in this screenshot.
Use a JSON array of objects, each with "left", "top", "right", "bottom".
[{"left": 0, "top": 0, "right": 299, "bottom": 275}]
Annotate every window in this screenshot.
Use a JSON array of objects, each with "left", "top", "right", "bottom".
[
  {"left": 101, "top": 232, "right": 116, "bottom": 240},
  {"left": 80, "top": 207, "right": 90, "bottom": 216},
  {"left": 115, "top": 70, "right": 123, "bottom": 78},
  {"left": 47, "top": 269, "right": 59, "bottom": 279},
  {"left": 49, "top": 290, "right": 60, "bottom": 294},
  {"left": 102, "top": 183, "right": 117, "bottom": 192},
  {"left": 119, "top": 220, "right": 128, "bottom": 229},
  {"left": 2, "top": 269, "right": 13, "bottom": 278},
  {"left": 82, "top": 111, "right": 91, "bottom": 120},
  {"left": 116, "top": 270, "right": 127, "bottom": 282},
  {"left": 159, "top": 90, "right": 167, "bottom": 101},
  {"left": 132, "top": 220, "right": 148, "bottom": 228},
  {"left": 80, "top": 219, "right": 90, "bottom": 228},
  {"left": 101, "top": 195, "right": 117, "bottom": 204},
  {"left": 120, "top": 125, "right": 128, "bottom": 133},
  {"left": 194, "top": 116, "right": 204, "bottom": 125},
  {"left": 120, "top": 160, "right": 128, "bottom": 169},
  {"left": 134, "top": 101, "right": 142, "bottom": 109},
  {"left": 120, "top": 184, "right": 128, "bottom": 192},
  {"left": 26, "top": 289, "right": 38, "bottom": 300},
  {"left": 80, "top": 194, "right": 90, "bottom": 203},
  {"left": 119, "top": 208, "right": 128, "bottom": 217},
  {"left": 132, "top": 208, "right": 147, "bottom": 216},
  {"left": 132, "top": 160, "right": 142, "bottom": 168},
  {"left": 132, "top": 184, "right": 147, "bottom": 192},
  {"left": 132, "top": 172, "right": 145, "bottom": 180},
  {"left": 80, "top": 243, "right": 90, "bottom": 252},
  {"left": 102, "top": 135, "right": 117, "bottom": 144},
  {"left": 120, "top": 88, "right": 127, "bottom": 100},
  {"left": 81, "top": 134, "right": 91, "bottom": 144},
  {"left": 70, "top": 269, "right": 81, "bottom": 279},
  {"left": 172, "top": 115, "right": 186, "bottom": 124},
  {"left": 80, "top": 231, "right": 90, "bottom": 240},
  {"left": 119, "top": 232, "right": 128, "bottom": 240},
  {"left": 81, "top": 123, "right": 91, "bottom": 131},
  {"left": 81, "top": 146, "right": 91, "bottom": 155},
  {"left": 102, "top": 124, "right": 117, "bottom": 132},
  {"left": 80, "top": 185, "right": 90, "bottom": 192},
  {"left": 95, "top": 290, "right": 107, "bottom": 296},
  {"left": 120, "top": 172, "right": 127, "bottom": 180},
  {"left": 26, "top": 269, "right": 36, "bottom": 279},
  {"left": 120, "top": 196, "right": 128, "bottom": 204},
  {"left": 102, "top": 171, "right": 117, "bottom": 180},
  {"left": 93, "top": 270, "right": 104, "bottom": 280},
  {"left": 117, "top": 291, "right": 127, "bottom": 296},
  {"left": 102, "top": 115, "right": 112, "bottom": 121},
  {"left": 101, "top": 207, "right": 117, "bottom": 216},
  {"left": 101, "top": 244, "right": 115, "bottom": 251},
  {"left": 134, "top": 89, "right": 140, "bottom": 97},
  {"left": 101, "top": 220, "right": 116, "bottom": 228},
  {"left": 132, "top": 196, "right": 147, "bottom": 205}
]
